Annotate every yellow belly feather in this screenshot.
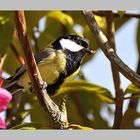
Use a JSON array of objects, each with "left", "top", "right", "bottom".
[{"left": 17, "top": 50, "right": 66, "bottom": 89}]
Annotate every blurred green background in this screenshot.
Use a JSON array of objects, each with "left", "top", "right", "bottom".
[{"left": 0, "top": 11, "right": 140, "bottom": 129}]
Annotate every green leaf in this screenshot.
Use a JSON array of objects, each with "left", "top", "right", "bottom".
[
  {"left": 69, "top": 124, "right": 93, "bottom": 130},
  {"left": 47, "top": 11, "right": 74, "bottom": 26},
  {"left": 0, "top": 12, "right": 14, "bottom": 55},
  {"left": 121, "top": 109, "right": 140, "bottom": 128},
  {"left": 54, "top": 80, "right": 114, "bottom": 104},
  {"left": 62, "top": 93, "right": 110, "bottom": 129},
  {"left": 19, "top": 127, "right": 36, "bottom": 130},
  {"left": 125, "top": 84, "right": 140, "bottom": 94},
  {"left": 53, "top": 80, "right": 112, "bottom": 128}
]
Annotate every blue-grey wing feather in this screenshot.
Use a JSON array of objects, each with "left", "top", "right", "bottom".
[{"left": 8, "top": 47, "right": 55, "bottom": 82}]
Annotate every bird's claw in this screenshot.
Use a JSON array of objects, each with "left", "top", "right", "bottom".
[{"left": 40, "top": 81, "right": 48, "bottom": 90}]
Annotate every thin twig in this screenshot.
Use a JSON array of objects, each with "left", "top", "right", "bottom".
[
  {"left": 105, "top": 11, "right": 124, "bottom": 129},
  {"left": 93, "top": 11, "right": 140, "bottom": 19},
  {"left": 10, "top": 43, "right": 24, "bottom": 65},
  {"left": 83, "top": 11, "right": 140, "bottom": 88},
  {"left": 0, "top": 55, "right": 7, "bottom": 68},
  {"left": 15, "top": 11, "right": 68, "bottom": 129},
  {"left": 124, "top": 96, "right": 140, "bottom": 100}
]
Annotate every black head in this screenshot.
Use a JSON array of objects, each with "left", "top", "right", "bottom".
[
  {"left": 51, "top": 35, "right": 91, "bottom": 54},
  {"left": 52, "top": 35, "right": 92, "bottom": 76}
]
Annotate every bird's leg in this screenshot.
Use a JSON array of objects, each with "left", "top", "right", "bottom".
[
  {"left": 40, "top": 81, "right": 48, "bottom": 90},
  {"left": 29, "top": 81, "right": 48, "bottom": 93}
]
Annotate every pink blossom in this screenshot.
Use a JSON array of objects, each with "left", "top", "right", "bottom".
[
  {"left": 0, "top": 87, "right": 12, "bottom": 129},
  {"left": 0, "top": 117, "right": 6, "bottom": 129},
  {"left": 0, "top": 88, "right": 12, "bottom": 112}
]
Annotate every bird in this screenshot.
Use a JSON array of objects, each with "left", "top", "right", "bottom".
[{"left": 6, "top": 35, "right": 94, "bottom": 96}]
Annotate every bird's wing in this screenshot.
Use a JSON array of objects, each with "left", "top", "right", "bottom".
[
  {"left": 7, "top": 65, "right": 27, "bottom": 82},
  {"left": 8, "top": 47, "right": 55, "bottom": 82},
  {"left": 35, "top": 47, "right": 55, "bottom": 64}
]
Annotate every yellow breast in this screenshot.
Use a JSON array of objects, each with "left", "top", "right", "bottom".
[{"left": 17, "top": 50, "right": 67, "bottom": 89}]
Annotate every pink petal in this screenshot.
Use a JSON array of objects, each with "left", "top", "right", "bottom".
[
  {"left": 0, "top": 88, "right": 12, "bottom": 112},
  {"left": 0, "top": 116, "right": 6, "bottom": 129},
  {"left": 0, "top": 78, "right": 4, "bottom": 87}
]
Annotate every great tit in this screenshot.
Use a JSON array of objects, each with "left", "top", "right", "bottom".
[{"left": 6, "top": 35, "right": 93, "bottom": 96}]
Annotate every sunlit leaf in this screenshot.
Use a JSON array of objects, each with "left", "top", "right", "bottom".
[
  {"left": 69, "top": 124, "right": 93, "bottom": 130},
  {"left": 19, "top": 127, "right": 36, "bottom": 130},
  {"left": 47, "top": 11, "right": 74, "bottom": 26},
  {"left": 54, "top": 80, "right": 114, "bottom": 104},
  {"left": 125, "top": 84, "right": 140, "bottom": 94}
]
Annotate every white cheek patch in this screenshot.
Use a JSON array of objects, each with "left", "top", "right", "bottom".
[{"left": 60, "top": 39, "right": 83, "bottom": 52}]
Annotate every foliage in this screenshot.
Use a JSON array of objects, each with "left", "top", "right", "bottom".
[{"left": 0, "top": 10, "right": 140, "bottom": 129}]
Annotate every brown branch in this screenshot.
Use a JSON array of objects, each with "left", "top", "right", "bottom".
[
  {"left": 15, "top": 11, "right": 68, "bottom": 129},
  {"left": 83, "top": 11, "right": 140, "bottom": 88},
  {"left": 93, "top": 11, "right": 140, "bottom": 19},
  {"left": 10, "top": 43, "right": 24, "bottom": 65},
  {"left": 105, "top": 11, "right": 124, "bottom": 129}
]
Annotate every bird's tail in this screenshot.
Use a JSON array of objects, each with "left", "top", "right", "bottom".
[
  {"left": 1, "top": 72, "right": 23, "bottom": 94},
  {"left": 4, "top": 80, "right": 23, "bottom": 94}
]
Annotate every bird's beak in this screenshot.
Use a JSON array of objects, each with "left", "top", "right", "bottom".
[{"left": 84, "top": 48, "right": 96, "bottom": 55}]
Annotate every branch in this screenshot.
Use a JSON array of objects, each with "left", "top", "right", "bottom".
[
  {"left": 15, "top": 11, "right": 68, "bottom": 129},
  {"left": 105, "top": 11, "right": 124, "bottom": 129},
  {"left": 0, "top": 55, "right": 6, "bottom": 69},
  {"left": 83, "top": 11, "right": 140, "bottom": 88},
  {"left": 10, "top": 43, "right": 24, "bottom": 65},
  {"left": 93, "top": 11, "right": 140, "bottom": 19}
]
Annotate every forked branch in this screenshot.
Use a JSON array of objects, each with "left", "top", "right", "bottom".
[
  {"left": 15, "top": 11, "right": 68, "bottom": 129},
  {"left": 83, "top": 11, "right": 140, "bottom": 88}
]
